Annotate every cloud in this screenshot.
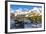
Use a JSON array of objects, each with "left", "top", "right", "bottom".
[
  {"left": 15, "top": 8, "right": 22, "bottom": 12},
  {"left": 32, "top": 7, "right": 39, "bottom": 11},
  {"left": 23, "top": 8, "right": 29, "bottom": 12},
  {"left": 30, "top": 7, "right": 42, "bottom": 13},
  {"left": 10, "top": 8, "right": 15, "bottom": 13}
]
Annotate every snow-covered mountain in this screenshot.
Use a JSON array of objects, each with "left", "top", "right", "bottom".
[
  {"left": 30, "top": 7, "right": 41, "bottom": 13},
  {"left": 15, "top": 8, "right": 29, "bottom": 16},
  {"left": 14, "top": 7, "right": 42, "bottom": 16},
  {"left": 31, "top": 7, "right": 42, "bottom": 15}
]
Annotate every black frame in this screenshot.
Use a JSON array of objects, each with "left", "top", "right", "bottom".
[{"left": 5, "top": 1, "right": 45, "bottom": 33}]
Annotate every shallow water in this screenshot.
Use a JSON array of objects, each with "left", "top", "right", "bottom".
[{"left": 10, "top": 20, "right": 42, "bottom": 29}]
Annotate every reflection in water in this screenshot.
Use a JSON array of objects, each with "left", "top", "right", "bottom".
[{"left": 10, "top": 19, "right": 42, "bottom": 29}]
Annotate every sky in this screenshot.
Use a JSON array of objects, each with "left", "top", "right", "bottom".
[{"left": 10, "top": 5, "right": 42, "bottom": 13}]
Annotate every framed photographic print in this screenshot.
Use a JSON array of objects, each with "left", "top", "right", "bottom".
[{"left": 5, "top": 1, "right": 45, "bottom": 33}]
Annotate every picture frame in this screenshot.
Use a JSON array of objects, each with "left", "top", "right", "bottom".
[{"left": 5, "top": 1, "right": 45, "bottom": 33}]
